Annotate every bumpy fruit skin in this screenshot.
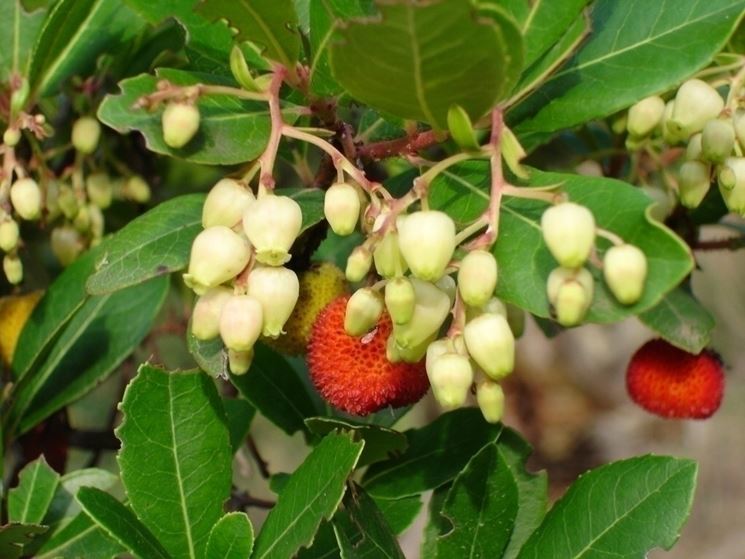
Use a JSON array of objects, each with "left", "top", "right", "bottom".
[
  {"left": 307, "top": 295, "right": 429, "bottom": 415},
  {"left": 266, "top": 262, "right": 346, "bottom": 356},
  {"left": 0, "top": 291, "right": 43, "bottom": 365},
  {"left": 626, "top": 339, "right": 723, "bottom": 419}
]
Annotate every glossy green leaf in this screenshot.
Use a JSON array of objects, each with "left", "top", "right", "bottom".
[
  {"left": 0, "top": 1, "right": 45, "bottom": 83},
  {"left": 116, "top": 365, "right": 232, "bottom": 559},
  {"left": 252, "top": 433, "right": 364, "bottom": 559},
  {"left": 76, "top": 487, "right": 170, "bottom": 559},
  {"left": 8, "top": 457, "right": 60, "bottom": 525},
  {"left": 511, "top": 0, "right": 745, "bottom": 147},
  {"left": 29, "top": 0, "right": 146, "bottom": 97},
  {"left": 198, "top": 0, "right": 300, "bottom": 68},
  {"left": 86, "top": 194, "right": 204, "bottom": 295},
  {"left": 12, "top": 276, "right": 169, "bottom": 434},
  {"left": 333, "top": 485, "right": 405, "bottom": 559},
  {"left": 329, "top": 0, "right": 521, "bottom": 129},
  {"left": 362, "top": 408, "right": 502, "bottom": 499},
  {"left": 517, "top": 456, "right": 697, "bottom": 559},
  {"left": 429, "top": 163, "right": 694, "bottom": 323},
  {"left": 205, "top": 512, "right": 254, "bottom": 559},
  {"left": 0, "top": 523, "right": 48, "bottom": 559},
  {"left": 224, "top": 397, "right": 255, "bottom": 452},
  {"left": 188, "top": 333, "right": 225, "bottom": 378},
  {"left": 230, "top": 344, "right": 323, "bottom": 437},
  {"left": 639, "top": 287, "right": 715, "bottom": 354},
  {"left": 296, "top": 521, "right": 340, "bottom": 559},
  {"left": 305, "top": 416, "right": 407, "bottom": 466},
  {"left": 433, "top": 443, "right": 518, "bottom": 558},
  {"left": 372, "top": 495, "right": 422, "bottom": 536},
  {"left": 35, "top": 513, "right": 124, "bottom": 559},
  {"left": 99, "top": 68, "right": 302, "bottom": 165},
  {"left": 45, "top": 468, "right": 120, "bottom": 526}
]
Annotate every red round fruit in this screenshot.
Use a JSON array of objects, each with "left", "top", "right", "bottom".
[
  {"left": 626, "top": 339, "right": 724, "bottom": 419},
  {"left": 307, "top": 295, "right": 429, "bottom": 415}
]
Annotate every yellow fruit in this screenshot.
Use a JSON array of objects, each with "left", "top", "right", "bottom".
[
  {"left": 265, "top": 262, "right": 346, "bottom": 355},
  {"left": 0, "top": 291, "right": 43, "bottom": 365}
]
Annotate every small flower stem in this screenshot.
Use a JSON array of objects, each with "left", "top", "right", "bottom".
[
  {"left": 726, "top": 62, "right": 745, "bottom": 110},
  {"left": 501, "top": 184, "right": 564, "bottom": 203},
  {"left": 596, "top": 227, "right": 625, "bottom": 246},
  {"left": 257, "top": 68, "right": 288, "bottom": 190},
  {"left": 447, "top": 292, "right": 466, "bottom": 338},
  {"left": 454, "top": 216, "right": 488, "bottom": 245},
  {"left": 417, "top": 152, "right": 478, "bottom": 185}
]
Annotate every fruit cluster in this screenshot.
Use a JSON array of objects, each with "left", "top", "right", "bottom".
[{"left": 626, "top": 78, "right": 745, "bottom": 215}]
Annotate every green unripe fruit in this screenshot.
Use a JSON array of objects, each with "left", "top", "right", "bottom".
[
  {"left": 626, "top": 95, "right": 665, "bottom": 138},
  {"left": 3, "top": 254, "right": 22, "bottom": 284},
  {"left": 51, "top": 226, "right": 85, "bottom": 266},
  {"left": 72, "top": 116, "right": 101, "bottom": 154},
  {"left": 463, "top": 312, "right": 515, "bottom": 380},
  {"left": 669, "top": 79, "right": 724, "bottom": 138},
  {"left": 3, "top": 128, "right": 20, "bottom": 147},
  {"left": 86, "top": 173, "right": 113, "bottom": 209},
  {"left": 344, "top": 288, "right": 384, "bottom": 336},
  {"left": 162, "top": 102, "right": 200, "bottom": 148},
  {"left": 247, "top": 266, "right": 300, "bottom": 338},
  {"left": 457, "top": 249, "right": 498, "bottom": 307},
  {"left": 701, "top": 119, "right": 735, "bottom": 163},
  {"left": 324, "top": 182, "right": 360, "bottom": 236},
  {"left": 603, "top": 244, "right": 647, "bottom": 305},
  {"left": 384, "top": 276, "right": 416, "bottom": 324},
  {"left": 678, "top": 160, "right": 711, "bottom": 209},
  {"left": 397, "top": 210, "right": 456, "bottom": 281},
  {"left": 477, "top": 381, "right": 505, "bottom": 424},
  {"left": 345, "top": 245, "right": 373, "bottom": 282},
  {"left": 10, "top": 178, "right": 41, "bottom": 220},
  {"left": 428, "top": 352, "right": 474, "bottom": 410},
  {"left": 541, "top": 202, "right": 595, "bottom": 268},
  {"left": 0, "top": 218, "right": 19, "bottom": 252},
  {"left": 219, "top": 295, "right": 263, "bottom": 352},
  {"left": 124, "top": 175, "right": 151, "bottom": 203},
  {"left": 230, "top": 45, "right": 262, "bottom": 92}
]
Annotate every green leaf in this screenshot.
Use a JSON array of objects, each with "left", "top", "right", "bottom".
[
  {"left": 639, "top": 287, "right": 715, "bottom": 354},
  {"left": 362, "top": 408, "right": 502, "bottom": 499},
  {"left": 35, "top": 513, "right": 124, "bottom": 559},
  {"left": 76, "top": 487, "right": 170, "bottom": 559},
  {"left": 0, "top": 523, "right": 48, "bottom": 559},
  {"left": 511, "top": 0, "right": 745, "bottom": 148},
  {"left": 198, "top": 0, "right": 301, "bottom": 68},
  {"left": 372, "top": 495, "right": 422, "bottom": 536},
  {"left": 8, "top": 456, "right": 60, "bottom": 525},
  {"left": 188, "top": 333, "right": 225, "bottom": 378},
  {"left": 329, "top": 0, "right": 521, "bottom": 129},
  {"left": 333, "top": 484, "right": 405, "bottom": 559},
  {"left": 297, "top": 521, "right": 340, "bottom": 559},
  {"left": 12, "top": 276, "right": 169, "bottom": 434},
  {"left": 98, "top": 68, "right": 301, "bottom": 165},
  {"left": 252, "top": 433, "right": 364, "bottom": 559},
  {"left": 420, "top": 485, "right": 449, "bottom": 558},
  {"left": 305, "top": 417, "right": 407, "bottom": 466},
  {"left": 86, "top": 194, "right": 204, "bottom": 295},
  {"left": 45, "top": 468, "right": 120, "bottom": 526},
  {"left": 0, "top": 1, "right": 45, "bottom": 83},
  {"left": 433, "top": 443, "right": 518, "bottom": 558},
  {"left": 205, "top": 512, "right": 254, "bottom": 559},
  {"left": 429, "top": 163, "right": 694, "bottom": 323},
  {"left": 230, "top": 344, "right": 323, "bottom": 437},
  {"left": 498, "top": 429, "right": 548, "bottom": 559},
  {"left": 517, "top": 456, "right": 698, "bottom": 559},
  {"left": 116, "top": 365, "right": 233, "bottom": 559},
  {"left": 224, "top": 397, "right": 256, "bottom": 452},
  {"left": 29, "top": 0, "right": 146, "bottom": 97}
]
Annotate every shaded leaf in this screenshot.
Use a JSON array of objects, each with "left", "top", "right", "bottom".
[
  {"left": 224, "top": 397, "right": 255, "bottom": 453},
  {"left": 372, "top": 495, "right": 422, "bottom": 536},
  {"left": 639, "top": 287, "right": 715, "bottom": 354},
  {"left": 0, "top": 523, "right": 48, "bottom": 559},
  {"left": 45, "top": 468, "right": 120, "bottom": 526},
  {"left": 35, "top": 513, "right": 123, "bottom": 559},
  {"left": 205, "top": 512, "right": 254, "bottom": 559},
  {"left": 8, "top": 456, "right": 60, "bottom": 525},
  {"left": 0, "top": 0, "right": 45, "bottom": 82},
  {"left": 305, "top": 416, "right": 407, "bottom": 466}
]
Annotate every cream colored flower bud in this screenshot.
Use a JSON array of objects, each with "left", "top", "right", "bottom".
[
  {"left": 10, "top": 178, "right": 41, "bottom": 220},
  {"left": 72, "top": 116, "right": 101, "bottom": 154},
  {"left": 384, "top": 277, "right": 416, "bottom": 324},
  {"left": 603, "top": 244, "right": 647, "bottom": 305},
  {"left": 393, "top": 279, "right": 451, "bottom": 349},
  {"left": 397, "top": 211, "right": 456, "bottom": 281},
  {"left": 425, "top": 338, "right": 453, "bottom": 374},
  {"left": 345, "top": 245, "right": 372, "bottom": 282},
  {"left": 464, "top": 313, "right": 515, "bottom": 380},
  {"left": 124, "top": 175, "right": 151, "bottom": 203},
  {"left": 626, "top": 95, "right": 665, "bottom": 138},
  {"left": 396, "top": 333, "right": 436, "bottom": 363},
  {"left": 219, "top": 295, "right": 263, "bottom": 351},
  {"left": 465, "top": 296, "right": 507, "bottom": 322},
  {"left": 229, "top": 349, "right": 254, "bottom": 375},
  {"left": 428, "top": 352, "right": 473, "bottom": 409},
  {"left": 718, "top": 158, "right": 745, "bottom": 215},
  {"left": 243, "top": 194, "right": 302, "bottom": 266},
  {"left": 458, "top": 250, "right": 498, "bottom": 307},
  {"left": 734, "top": 110, "right": 745, "bottom": 148},
  {"left": 3, "top": 128, "right": 20, "bottom": 147},
  {"left": 73, "top": 205, "right": 91, "bottom": 233},
  {"left": 89, "top": 205, "right": 105, "bottom": 239},
  {"left": 183, "top": 226, "right": 251, "bottom": 294},
  {"left": 678, "top": 161, "right": 711, "bottom": 209},
  {"left": 3, "top": 254, "right": 22, "bottom": 284},
  {"left": 477, "top": 381, "right": 505, "bottom": 424},
  {"left": 344, "top": 288, "right": 384, "bottom": 336},
  {"left": 191, "top": 287, "right": 232, "bottom": 340},
  {"left": 0, "top": 218, "right": 19, "bottom": 252},
  {"left": 162, "top": 102, "right": 200, "bottom": 148},
  {"left": 373, "top": 230, "right": 407, "bottom": 278},
  {"left": 324, "top": 182, "right": 360, "bottom": 235},
  {"left": 669, "top": 79, "right": 724, "bottom": 138},
  {"left": 202, "top": 178, "right": 255, "bottom": 228},
  {"left": 547, "top": 267, "right": 594, "bottom": 327},
  {"left": 541, "top": 203, "right": 595, "bottom": 268},
  {"left": 662, "top": 100, "right": 685, "bottom": 145},
  {"left": 247, "top": 266, "right": 299, "bottom": 338},
  {"left": 58, "top": 184, "right": 79, "bottom": 219},
  {"left": 435, "top": 274, "right": 457, "bottom": 305},
  {"left": 701, "top": 119, "right": 735, "bottom": 163},
  {"left": 86, "top": 173, "right": 112, "bottom": 209},
  {"left": 51, "top": 226, "right": 84, "bottom": 266},
  {"left": 686, "top": 133, "right": 703, "bottom": 161}
]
